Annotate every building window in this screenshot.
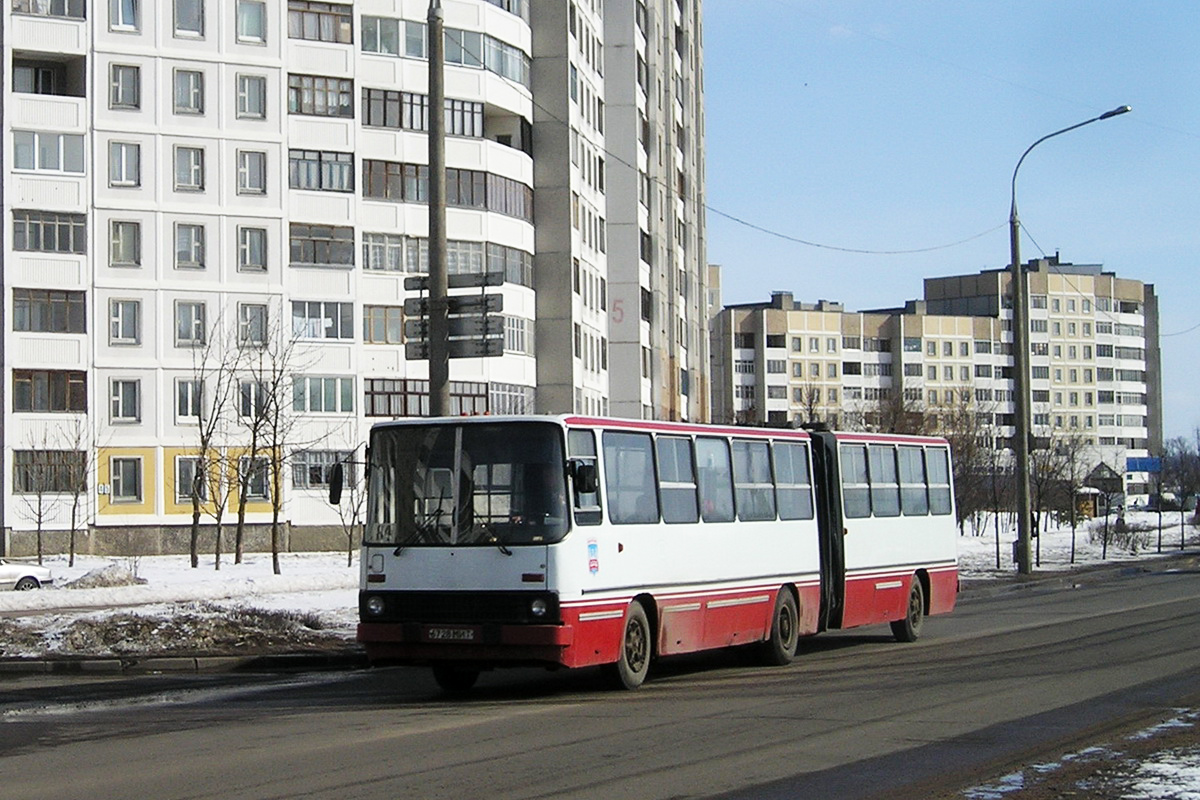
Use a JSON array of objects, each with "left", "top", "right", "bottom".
[
  {"left": 287, "top": 73, "right": 353, "bottom": 117},
  {"left": 13, "top": 450, "right": 86, "bottom": 494},
  {"left": 13, "top": 0, "right": 86, "bottom": 18},
  {"left": 110, "top": 378, "right": 140, "bottom": 422},
  {"left": 236, "top": 74, "right": 267, "bottom": 118},
  {"left": 237, "top": 150, "right": 267, "bottom": 194},
  {"left": 109, "top": 141, "right": 141, "bottom": 187},
  {"left": 174, "top": 0, "right": 204, "bottom": 37},
  {"left": 289, "top": 224, "right": 354, "bottom": 266},
  {"left": 292, "top": 301, "right": 353, "bottom": 339},
  {"left": 13, "top": 210, "right": 86, "bottom": 254},
  {"left": 362, "top": 232, "right": 405, "bottom": 272},
  {"left": 172, "top": 69, "right": 204, "bottom": 114},
  {"left": 240, "top": 456, "right": 271, "bottom": 499},
  {"left": 291, "top": 449, "right": 354, "bottom": 488},
  {"left": 236, "top": 0, "right": 266, "bottom": 43},
  {"left": 175, "top": 223, "right": 206, "bottom": 268},
  {"left": 174, "top": 146, "right": 205, "bottom": 191},
  {"left": 175, "top": 300, "right": 206, "bottom": 346},
  {"left": 361, "top": 88, "right": 484, "bottom": 137},
  {"left": 288, "top": 149, "right": 354, "bottom": 191},
  {"left": 292, "top": 378, "right": 354, "bottom": 413},
  {"left": 13, "top": 289, "right": 86, "bottom": 333},
  {"left": 13, "top": 61, "right": 67, "bottom": 96},
  {"left": 503, "top": 315, "right": 533, "bottom": 355},
  {"left": 176, "top": 378, "right": 204, "bottom": 421},
  {"left": 109, "top": 220, "right": 140, "bottom": 266},
  {"left": 239, "top": 380, "right": 266, "bottom": 417},
  {"left": 176, "top": 456, "right": 207, "bottom": 501},
  {"left": 238, "top": 227, "right": 267, "bottom": 272},
  {"left": 362, "top": 160, "right": 533, "bottom": 222},
  {"left": 110, "top": 64, "right": 140, "bottom": 108},
  {"left": 363, "top": 305, "right": 403, "bottom": 344},
  {"left": 238, "top": 303, "right": 268, "bottom": 346},
  {"left": 13, "top": 131, "right": 85, "bottom": 174},
  {"left": 287, "top": 1, "right": 353, "bottom": 43},
  {"left": 109, "top": 299, "right": 141, "bottom": 344},
  {"left": 13, "top": 370, "right": 87, "bottom": 412},
  {"left": 110, "top": 457, "right": 143, "bottom": 503},
  {"left": 110, "top": 0, "right": 139, "bottom": 30}
]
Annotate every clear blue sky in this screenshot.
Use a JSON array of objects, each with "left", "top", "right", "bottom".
[{"left": 702, "top": 1, "right": 1200, "bottom": 441}]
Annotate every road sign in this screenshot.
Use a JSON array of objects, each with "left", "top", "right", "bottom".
[
  {"left": 406, "top": 339, "right": 504, "bottom": 359},
  {"left": 403, "top": 294, "right": 503, "bottom": 316},
  {"left": 404, "top": 272, "right": 505, "bottom": 291},
  {"left": 404, "top": 316, "right": 504, "bottom": 339},
  {"left": 1126, "top": 457, "right": 1162, "bottom": 473}
]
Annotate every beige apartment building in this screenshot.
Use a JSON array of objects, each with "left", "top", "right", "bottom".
[{"left": 711, "top": 256, "right": 1161, "bottom": 502}]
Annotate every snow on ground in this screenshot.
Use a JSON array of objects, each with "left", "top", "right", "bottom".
[
  {"left": 1, "top": 510, "right": 1196, "bottom": 660},
  {"left": 0, "top": 552, "right": 360, "bottom": 658}
]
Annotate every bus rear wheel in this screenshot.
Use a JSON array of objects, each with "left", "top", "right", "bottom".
[
  {"left": 432, "top": 663, "right": 480, "bottom": 693},
  {"left": 760, "top": 589, "right": 800, "bottom": 666},
  {"left": 891, "top": 577, "right": 925, "bottom": 643},
  {"left": 604, "top": 601, "right": 651, "bottom": 690}
]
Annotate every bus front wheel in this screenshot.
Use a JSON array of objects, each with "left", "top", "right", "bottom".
[
  {"left": 891, "top": 577, "right": 925, "bottom": 643},
  {"left": 761, "top": 589, "right": 800, "bottom": 666},
  {"left": 604, "top": 601, "right": 651, "bottom": 690}
]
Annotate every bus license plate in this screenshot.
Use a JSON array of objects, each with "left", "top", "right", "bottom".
[{"left": 424, "top": 625, "right": 480, "bottom": 643}]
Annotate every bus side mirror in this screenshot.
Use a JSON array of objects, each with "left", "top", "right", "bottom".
[
  {"left": 329, "top": 462, "right": 344, "bottom": 505},
  {"left": 571, "top": 461, "right": 598, "bottom": 494}
]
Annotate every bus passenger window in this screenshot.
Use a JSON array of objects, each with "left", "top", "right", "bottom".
[
  {"left": 926, "top": 448, "right": 953, "bottom": 515},
  {"left": 840, "top": 445, "right": 870, "bottom": 519},
  {"left": 695, "top": 437, "right": 735, "bottom": 522},
  {"left": 773, "top": 441, "right": 814, "bottom": 520},
  {"left": 568, "top": 429, "right": 602, "bottom": 525},
  {"left": 656, "top": 436, "right": 699, "bottom": 524},
  {"left": 868, "top": 445, "right": 900, "bottom": 517},
  {"left": 733, "top": 440, "right": 776, "bottom": 521},
  {"left": 898, "top": 446, "right": 929, "bottom": 515},
  {"left": 602, "top": 431, "right": 659, "bottom": 524}
]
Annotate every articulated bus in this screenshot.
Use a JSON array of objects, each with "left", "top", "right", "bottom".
[{"left": 342, "top": 415, "right": 958, "bottom": 691}]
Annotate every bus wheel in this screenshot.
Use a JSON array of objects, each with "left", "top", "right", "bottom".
[
  {"left": 891, "top": 577, "right": 925, "bottom": 643},
  {"left": 761, "top": 589, "right": 799, "bottom": 666},
  {"left": 605, "top": 601, "right": 651, "bottom": 690},
  {"left": 432, "top": 663, "right": 480, "bottom": 693}
]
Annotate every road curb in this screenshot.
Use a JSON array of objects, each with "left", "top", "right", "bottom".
[{"left": 0, "top": 649, "right": 367, "bottom": 676}]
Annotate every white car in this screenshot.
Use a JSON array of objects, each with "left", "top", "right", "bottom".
[{"left": 0, "top": 558, "right": 53, "bottom": 590}]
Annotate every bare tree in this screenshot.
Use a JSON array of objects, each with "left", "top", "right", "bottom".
[
  {"left": 1054, "top": 432, "right": 1094, "bottom": 565},
  {"left": 1162, "top": 432, "right": 1200, "bottom": 550},
  {"left": 329, "top": 446, "right": 367, "bottom": 567},
  {"left": 58, "top": 418, "right": 94, "bottom": 567},
  {"left": 14, "top": 429, "right": 68, "bottom": 564},
  {"left": 862, "top": 382, "right": 933, "bottom": 436},
  {"left": 933, "top": 386, "right": 992, "bottom": 535},
  {"left": 183, "top": 312, "right": 241, "bottom": 569}
]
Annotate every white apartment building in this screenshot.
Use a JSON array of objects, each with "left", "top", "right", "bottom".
[
  {"left": 1, "top": 0, "right": 707, "bottom": 555},
  {"left": 711, "top": 256, "right": 1162, "bottom": 502}
]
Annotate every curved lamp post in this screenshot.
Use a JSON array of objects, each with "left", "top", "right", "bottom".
[{"left": 1011, "top": 105, "right": 1131, "bottom": 574}]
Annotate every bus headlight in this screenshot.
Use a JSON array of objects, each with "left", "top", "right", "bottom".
[
  {"left": 530, "top": 598, "right": 548, "bottom": 618},
  {"left": 365, "top": 595, "right": 386, "bottom": 616}
]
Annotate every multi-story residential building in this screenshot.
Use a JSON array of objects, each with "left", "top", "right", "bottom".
[
  {"left": 711, "top": 256, "right": 1162, "bottom": 502},
  {"left": 1, "top": 0, "right": 707, "bottom": 555}
]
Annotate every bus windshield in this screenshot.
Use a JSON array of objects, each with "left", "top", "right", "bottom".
[{"left": 365, "top": 421, "right": 569, "bottom": 547}]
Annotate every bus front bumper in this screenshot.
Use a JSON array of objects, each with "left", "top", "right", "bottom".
[{"left": 356, "top": 621, "right": 575, "bottom": 666}]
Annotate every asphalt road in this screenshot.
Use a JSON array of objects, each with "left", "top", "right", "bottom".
[{"left": 2, "top": 561, "right": 1199, "bottom": 800}]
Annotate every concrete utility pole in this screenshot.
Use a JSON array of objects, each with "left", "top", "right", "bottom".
[
  {"left": 427, "top": 0, "right": 450, "bottom": 416},
  {"left": 1010, "top": 104, "right": 1131, "bottom": 575}
]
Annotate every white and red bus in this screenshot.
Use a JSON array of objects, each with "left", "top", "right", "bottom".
[{"left": 344, "top": 415, "right": 958, "bottom": 691}]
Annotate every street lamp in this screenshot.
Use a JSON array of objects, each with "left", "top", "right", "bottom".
[{"left": 1011, "top": 105, "right": 1131, "bottom": 575}]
